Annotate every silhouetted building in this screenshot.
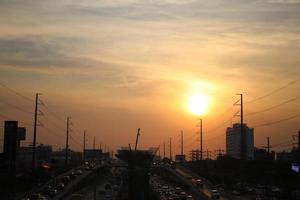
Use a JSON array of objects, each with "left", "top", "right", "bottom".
[
  {"left": 276, "top": 148, "right": 299, "bottom": 163},
  {"left": 3, "top": 121, "right": 26, "bottom": 173},
  {"left": 52, "top": 148, "right": 82, "bottom": 164},
  {"left": 254, "top": 148, "right": 275, "bottom": 161},
  {"left": 175, "top": 154, "right": 186, "bottom": 162},
  {"left": 3, "top": 121, "right": 18, "bottom": 172},
  {"left": 190, "top": 150, "right": 201, "bottom": 161},
  {"left": 226, "top": 123, "right": 254, "bottom": 160},
  {"left": 17, "top": 144, "right": 52, "bottom": 167},
  {"left": 84, "top": 149, "right": 110, "bottom": 161}
]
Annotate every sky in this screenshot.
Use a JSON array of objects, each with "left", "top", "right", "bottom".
[{"left": 0, "top": 0, "right": 300, "bottom": 158}]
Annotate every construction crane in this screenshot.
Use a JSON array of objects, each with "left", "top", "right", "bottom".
[{"left": 135, "top": 128, "right": 141, "bottom": 150}]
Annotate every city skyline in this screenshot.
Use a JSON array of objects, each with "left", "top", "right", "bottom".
[{"left": 0, "top": 0, "right": 300, "bottom": 156}]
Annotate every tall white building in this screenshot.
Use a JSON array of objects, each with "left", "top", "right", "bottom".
[{"left": 226, "top": 123, "right": 254, "bottom": 160}]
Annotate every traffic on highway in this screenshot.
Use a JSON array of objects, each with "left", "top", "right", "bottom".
[{"left": 21, "top": 162, "right": 101, "bottom": 200}]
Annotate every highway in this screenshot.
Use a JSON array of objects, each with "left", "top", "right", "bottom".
[
  {"left": 174, "top": 166, "right": 227, "bottom": 200},
  {"left": 64, "top": 178, "right": 118, "bottom": 200},
  {"left": 52, "top": 167, "right": 95, "bottom": 200},
  {"left": 174, "top": 165, "right": 254, "bottom": 200},
  {"left": 156, "top": 165, "right": 209, "bottom": 200}
]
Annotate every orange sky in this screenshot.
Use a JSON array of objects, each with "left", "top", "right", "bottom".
[{"left": 0, "top": 0, "right": 300, "bottom": 158}]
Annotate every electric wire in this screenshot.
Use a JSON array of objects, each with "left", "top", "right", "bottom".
[
  {"left": 0, "top": 82, "right": 34, "bottom": 102},
  {"left": 246, "top": 94, "right": 300, "bottom": 116},
  {"left": 245, "top": 77, "right": 300, "bottom": 104}
]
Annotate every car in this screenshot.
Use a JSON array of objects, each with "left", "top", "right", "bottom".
[
  {"left": 75, "top": 169, "right": 83, "bottom": 175},
  {"left": 105, "top": 183, "right": 111, "bottom": 190},
  {"left": 69, "top": 194, "right": 83, "bottom": 200},
  {"left": 42, "top": 185, "right": 52, "bottom": 195},
  {"left": 105, "top": 194, "right": 112, "bottom": 200},
  {"left": 195, "top": 179, "right": 204, "bottom": 188},
  {"left": 112, "top": 185, "right": 119, "bottom": 191},
  {"left": 28, "top": 193, "right": 48, "bottom": 200},
  {"left": 179, "top": 191, "right": 187, "bottom": 198},
  {"left": 98, "top": 190, "right": 106, "bottom": 195},
  {"left": 56, "top": 182, "right": 65, "bottom": 191},
  {"left": 210, "top": 190, "right": 220, "bottom": 199},
  {"left": 186, "top": 195, "right": 194, "bottom": 200},
  {"left": 175, "top": 187, "right": 182, "bottom": 194},
  {"left": 61, "top": 176, "right": 71, "bottom": 184},
  {"left": 70, "top": 171, "right": 77, "bottom": 179},
  {"left": 186, "top": 175, "right": 193, "bottom": 180},
  {"left": 48, "top": 189, "right": 58, "bottom": 197},
  {"left": 232, "top": 190, "right": 240, "bottom": 196}
]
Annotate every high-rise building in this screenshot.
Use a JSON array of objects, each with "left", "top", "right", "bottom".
[{"left": 226, "top": 123, "right": 254, "bottom": 160}]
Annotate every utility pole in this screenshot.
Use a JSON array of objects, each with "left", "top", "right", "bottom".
[
  {"left": 199, "top": 119, "right": 203, "bottom": 160},
  {"left": 65, "top": 117, "right": 70, "bottom": 165},
  {"left": 267, "top": 137, "right": 270, "bottom": 153},
  {"left": 169, "top": 138, "right": 172, "bottom": 161},
  {"left": 298, "top": 131, "right": 300, "bottom": 164},
  {"left": 158, "top": 145, "right": 161, "bottom": 157},
  {"left": 163, "top": 142, "right": 165, "bottom": 158},
  {"left": 83, "top": 130, "right": 86, "bottom": 163},
  {"left": 32, "top": 93, "right": 41, "bottom": 169},
  {"left": 205, "top": 149, "right": 211, "bottom": 160},
  {"left": 93, "top": 136, "right": 96, "bottom": 150},
  {"left": 236, "top": 94, "right": 244, "bottom": 160},
  {"left": 262, "top": 137, "right": 272, "bottom": 153},
  {"left": 181, "top": 130, "right": 184, "bottom": 155}
]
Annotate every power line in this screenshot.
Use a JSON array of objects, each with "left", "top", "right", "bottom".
[
  {"left": 68, "top": 127, "right": 82, "bottom": 145},
  {"left": 42, "top": 114, "right": 65, "bottom": 132},
  {"left": 206, "top": 105, "right": 234, "bottom": 125},
  {"left": 0, "top": 82, "right": 34, "bottom": 102},
  {"left": 43, "top": 103, "right": 66, "bottom": 122},
  {"left": 69, "top": 135, "right": 81, "bottom": 147},
  {"left": 245, "top": 77, "right": 300, "bottom": 104},
  {"left": 0, "top": 113, "right": 32, "bottom": 126},
  {"left": 247, "top": 94, "right": 300, "bottom": 116},
  {"left": 42, "top": 125, "right": 64, "bottom": 138},
  {"left": 206, "top": 117, "right": 233, "bottom": 133},
  {"left": 0, "top": 98, "right": 33, "bottom": 114},
  {"left": 253, "top": 114, "right": 300, "bottom": 127},
  {"left": 71, "top": 121, "right": 85, "bottom": 141},
  {"left": 272, "top": 140, "right": 293, "bottom": 148}
]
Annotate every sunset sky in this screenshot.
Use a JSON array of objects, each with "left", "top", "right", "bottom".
[{"left": 0, "top": 0, "right": 299, "bottom": 157}]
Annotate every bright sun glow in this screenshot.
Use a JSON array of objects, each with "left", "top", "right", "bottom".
[{"left": 187, "top": 94, "right": 210, "bottom": 115}]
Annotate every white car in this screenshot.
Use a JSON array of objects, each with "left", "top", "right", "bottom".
[{"left": 186, "top": 195, "right": 194, "bottom": 200}]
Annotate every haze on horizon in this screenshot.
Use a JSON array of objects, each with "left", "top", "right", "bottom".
[{"left": 0, "top": 0, "right": 299, "bottom": 157}]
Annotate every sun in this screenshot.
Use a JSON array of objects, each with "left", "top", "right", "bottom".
[{"left": 187, "top": 93, "right": 210, "bottom": 115}]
